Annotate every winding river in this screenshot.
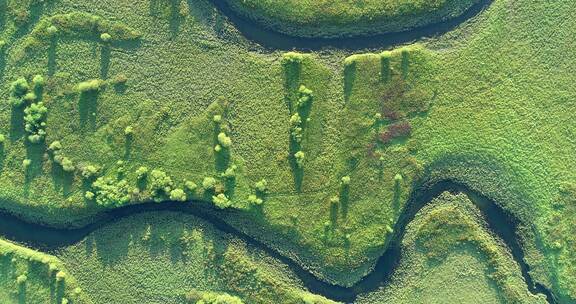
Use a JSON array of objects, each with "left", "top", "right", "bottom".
[
  {"left": 208, "top": 0, "right": 493, "bottom": 51},
  {"left": 0, "top": 0, "right": 561, "bottom": 302},
  {"left": 0, "top": 181, "right": 557, "bottom": 303}
]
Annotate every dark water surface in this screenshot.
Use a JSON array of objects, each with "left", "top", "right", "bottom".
[
  {"left": 0, "top": 180, "right": 556, "bottom": 303},
  {"left": 208, "top": 0, "right": 493, "bottom": 51}
]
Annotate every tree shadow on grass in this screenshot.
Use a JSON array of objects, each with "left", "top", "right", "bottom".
[
  {"left": 344, "top": 61, "right": 357, "bottom": 104},
  {"left": 150, "top": 0, "right": 182, "bottom": 39},
  {"left": 0, "top": 0, "right": 6, "bottom": 31},
  {"left": 23, "top": 141, "right": 46, "bottom": 197},
  {"left": 10, "top": 106, "right": 25, "bottom": 141},
  {"left": 0, "top": 48, "right": 6, "bottom": 84},
  {"left": 124, "top": 134, "right": 133, "bottom": 160},
  {"left": 48, "top": 37, "right": 57, "bottom": 76},
  {"left": 51, "top": 162, "right": 74, "bottom": 197},
  {"left": 339, "top": 185, "right": 350, "bottom": 219},
  {"left": 283, "top": 60, "right": 302, "bottom": 112},
  {"left": 100, "top": 45, "right": 111, "bottom": 79},
  {"left": 79, "top": 91, "right": 99, "bottom": 132},
  {"left": 18, "top": 282, "right": 26, "bottom": 304},
  {"left": 0, "top": 144, "right": 4, "bottom": 173}
]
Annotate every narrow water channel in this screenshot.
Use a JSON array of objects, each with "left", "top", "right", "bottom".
[
  {"left": 0, "top": 180, "right": 556, "bottom": 303},
  {"left": 207, "top": 0, "right": 493, "bottom": 51}
]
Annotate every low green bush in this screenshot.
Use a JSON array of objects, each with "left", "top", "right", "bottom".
[
  {"left": 254, "top": 179, "right": 268, "bottom": 193},
  {"left": 9, "top": 77, "right": 30, "bottom": 107},
  {"left": 217, "top": 132, "right": 232, "bottom": 148},
  {"left": 0, "top": 134, "right": 5, "bottom": 144},
  {"left": 294, "top": 151, "right": 305, "bottom": 168},
  {"left": 149, "top": 169, "right": 174, "bottom": 200},
  {"left": 202, "top": 177, "right": 217, "bottom": 190},
  {"left": 296, "top": 85, "right": 313, "bottom": 109},
  {"left": 77, "top": 79, "right": 104, "bottom": 93},
  {"left": 184, "top": 180, "right": 197, "bottom": 192},
  {"left": 136, "top": 166, "right": 149, "bottom": 180},
  {"left": 170, "top": 188, "right": 187, "bottom": 202},
  {"left": 212, "top": 193, "right": 231, "bottom": 209},
  {"left": 91, "top": 177, "right": 130, "bottom": 207},
  {"left": 100, "top": 33, "right": 112, "bottom": 42},
  {"left": 222, "top": 165, "right": 237, "bottom": 179},
  {"left": 80, "top": 165, "right": 99, "bottom": 180},
  {"left": 247, "top": 194, "right": 263, "bottom": 206}
]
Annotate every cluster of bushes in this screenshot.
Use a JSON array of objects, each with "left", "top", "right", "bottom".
[
  {"left": 89, "top": 176, "right": 131, "bottom": 207},
  {"left": 9, "top": 76, "right": 47, "bottom": 143},
  {"left": 290, "top": 85, "right": 314, "bottom": 169},
  {"left": 48, "top": 141, "right": 75, "bottom": 172}
]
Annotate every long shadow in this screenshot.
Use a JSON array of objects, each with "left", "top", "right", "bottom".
[
  {"left": 0, "top": 179, "right": 557, "bottom": 303},
  {"left": 207, "top": 0, "right": 494, "bottom": 51},
  {"left": 79, "top": 91, "right": 99, "bottom": 132}
]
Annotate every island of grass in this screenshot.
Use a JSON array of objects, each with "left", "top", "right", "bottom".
[{"left": 222, "top": 0, "right": 482, "bottom": 38}]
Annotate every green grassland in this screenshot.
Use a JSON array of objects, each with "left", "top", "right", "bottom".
[
  {"left": 0, "top": 0, "right": 575, "bottom": 303},
  {"left": 0, "top": 238, "right": 92, "bottom": 304},
  {"left": 358, "top": 192, "right": 546, "bottom": 304},
  {"left": 57, "top": 211, "right": 334, "bottom": 304},
  {"left": 222, "top": 0, "right": 480, "bottom": 38}
]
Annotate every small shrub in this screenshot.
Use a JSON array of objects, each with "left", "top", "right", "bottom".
[
  {"left": 0, "top": 134, "right": 5, "bottom": 144},
  {"left": 217, "top": 132, "right": 232, "bottom": 148},
  {"left": 55, "top": 271, "right": 66, "bottom": 282},
  {"left": 16, "top": 274, "right": 27, "bottom": 285},
  {"left": 297, "top": 85, "right": 313, "bottom": 109},
  {"left": 81, "top": 165, "right": 99, "bottom": 180},
  {"left": 185, "top": 180, "right": 197, "bottom": 192},
  {"left": 46, "top": 25, "right": 58, "bottom": 36},
  {"left": 48, "top": 141, "right": 62, "bottom": 151},
  {"left": 341, "top": 176, "right": 351, "bottom": 186},
  {"left": 124, "top": 125, "right": 134, "bottom": 136},
  {"left": 247, "top": 194, "right": 263, "bottom": 206},
  {"left": 254, "top": 179, "right": 268, "bottom": 193},
  {"left": 330, "top": 196, "right": 340, "bottom": 206},
  {"left": 10, "top": 78, "right": 30, "bottom": 107},
  {"left": 388, "top": 121, "right": 412, "bottom": 138},
  {"left": 202, "top": 177, "right": 217, "bottom": 190},
  {"left": 22, "top": 159, "right": 31, "bottom": 169},
  {"left": 214, "top": 144, "right": 222, "bottom": 152},
  {"left": 170, "top": 188, "right": 187, "bottom": 202},
  {"left": 100, "top": 32, "right": 112, "bottom": 42},
  {"left": 222, "top": 165, "right": 237, "bottom": 179},
  {"left": 84, "top": 191, "right": 95, "bottom": 200},
  {"left": 212, "top": 193, "right": 231, "bottom": 209},
  {"left": 213, "top": 115, "right": 222, "bottom": 123},
  {"left": 32, "top": 75, "right": 45, "bottom": 89},
  {"left": 136, "top": 166, "right": 149, "bottom": 180},
  {"left": 394, "top": 173, "right": 403, "bottom": 183},
  {"left": 77, "top": 79, "right": 103, "bottom": 93},
  {"left": 294, "top": 151, "right": 305, "bottom": 168},
  {"left": 149, "top": 169, "right": 174, "bottom": 200},
  {"left": 111, "top": 74, "right": 128, "bottom": 85}
]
